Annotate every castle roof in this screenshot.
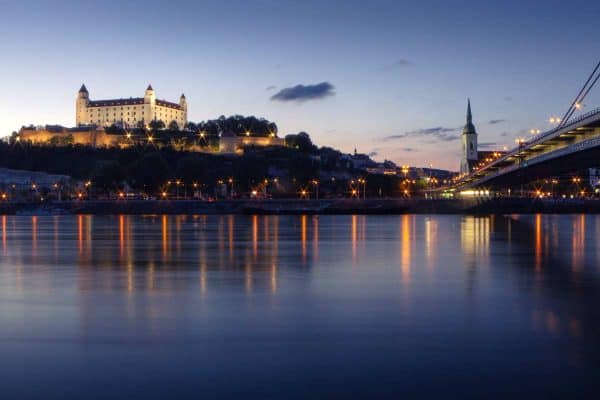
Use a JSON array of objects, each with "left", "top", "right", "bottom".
[
  {"left": 79, "top": 84, "right": 88, "bottom": 93},
  {"left": 88, "top": 98, "right": 145, "bottom": 107},
  {"left": 146, "top": 84, "right": 153, "bottom": 91},
  {"left": 156, "top": 99, "right": 182, "bottom": 110},
  {"left": 86, "top": 97, "right": 182, "bottom": 110}
]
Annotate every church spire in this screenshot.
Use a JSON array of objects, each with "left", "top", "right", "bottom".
[
  {"left": 466, "top": 98, "right": 472, "bottom": 124},
  {"left": 462, "top": 98, "right": 476, "bottom": 135}
]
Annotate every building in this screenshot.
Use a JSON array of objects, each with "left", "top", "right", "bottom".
[
  {"left": 18, "top": 125, "right": 123, "bottom": 147},
  {"left": 460, "top": 99, "right": 478, "bottom": 174},
  {"left": 76, "top": 84, "right": 187, "bottom": 129},
  {"left": 459, "top": 100, "right": 508, "bottom": 174}
]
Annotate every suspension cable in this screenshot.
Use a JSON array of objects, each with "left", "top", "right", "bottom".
[{"left": 558, "top": 58, "right": 600, "bottom": 128}]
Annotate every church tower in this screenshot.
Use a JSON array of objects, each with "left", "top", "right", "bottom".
[
  {"left": 76, "top": 84, "right": 89, "bottom": 126},
  {"left": 460, "top": 99, "right": 478, "bottom": 174}
]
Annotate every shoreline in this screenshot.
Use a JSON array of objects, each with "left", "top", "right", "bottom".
[{"left": 1, "top": 198, "right": 600, "bottom": 215}]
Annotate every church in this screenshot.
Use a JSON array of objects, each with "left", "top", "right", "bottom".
[
  {"left": 76, "top": 84, "right": 187, "bottom": 129},
  {"left": 459, "top": 100, "right": 505, "bottom": 174}
]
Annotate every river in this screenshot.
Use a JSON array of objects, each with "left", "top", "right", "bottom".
[{"left": 0, "top": 214, "right": 598, "bottom": 398}]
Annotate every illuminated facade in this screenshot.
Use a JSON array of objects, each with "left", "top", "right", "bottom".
[{"left": 76, "top": 84, "right": 187, "bottom": 128}]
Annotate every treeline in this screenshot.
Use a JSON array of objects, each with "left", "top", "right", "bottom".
[
  {"left": 0, "top": 139, "right": 403, "bottom": 197},
  {"left": 103, "top": 115, "right": 279, "bottom": 138}
]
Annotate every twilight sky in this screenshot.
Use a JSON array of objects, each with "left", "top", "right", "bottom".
[{"left": 1, "top": 0, "right": 599, "bottom": 170}]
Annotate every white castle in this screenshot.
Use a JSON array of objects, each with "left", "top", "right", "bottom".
[{"left": 76, "top": 84, "right": 187, "bottom": 129}]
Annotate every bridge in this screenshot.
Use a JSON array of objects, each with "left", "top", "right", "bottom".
[{"left": 448, "top": 59, "right": 600, "bottom": 193}]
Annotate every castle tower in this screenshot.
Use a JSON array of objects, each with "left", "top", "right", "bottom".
[
  {"left": 144, "top": 84, "right": 156, "bottom": 124},
  {"left": 179, "top": 94, "right": 187, "bottom": 125},
  {"left": 76, "top": 84, "right": 89, "bottom": 126},
  {"left": 460, "top": 99, "right": 478, "bottom": 174}
]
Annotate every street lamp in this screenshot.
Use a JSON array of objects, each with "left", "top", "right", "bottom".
[
  {"left": 311, "top": 179, "right": 319, "bottom": 200},
  {"left": 357, "top": 178, "right": 366, "bottom": 199}
]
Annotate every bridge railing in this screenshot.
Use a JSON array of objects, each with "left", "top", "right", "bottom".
[
  {"left": 460, "top": 106, "right": 600, "bottom": 186},
  {"left": 529, "top": 106, "right": 600, "bottom": 146}
]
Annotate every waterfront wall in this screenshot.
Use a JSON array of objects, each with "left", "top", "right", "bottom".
[{"left": 2, "top": 198, "right": 600, "bottom": 215}]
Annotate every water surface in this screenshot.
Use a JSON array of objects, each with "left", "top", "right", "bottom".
[{"left": 0, "top": 214, "right": 598, "bottom": 398}]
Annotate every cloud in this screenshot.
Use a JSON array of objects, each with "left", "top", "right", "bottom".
[
  {"left": 394, "top": 58, "right": 411, "bottom": 66},
  {"left": 504, "top": 96, "right": 513, "bottom": 102},
  {"left": 270, "top": 82, "right": 335, "bottom": 103},
  {"left": 401, "top": 147, "right": 416, "bottom": 152},
  {"left": 489, "top": 119, "right": 506, "bottom": 124},
  {"left": 478, "top": 142, "right": 497, "bottom": 148},
  {"left": 266, "top": 85, "right": 276, "bottom": 91},
  {"left": 368, "top": 151, "right": 378, "bottom": 157},
  {"left": 382, "top": 126, "right": 460, "bottom": 142},
  {"left": 500, "top": 132, "right": 509, "bottom": 137}
]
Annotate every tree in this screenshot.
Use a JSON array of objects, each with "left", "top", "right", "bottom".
[
  {"left": 48, "top": 134, "right": 74, "bottom": 146},
  {"left": 184, "top": 122, "right": 198, "bottom": 133},
  {"left": 149, "top": 119, "right": 165, "bottom": 133},
  {"left": 175, "top": 155, "right": 204, "bottom": 183},
  {"left": 128, "top": 152, "right": 170, "bottom": 193},
  {"left": 168, "top": 120, "right": 180, "bottom": 131},
  {"left": 105, "top": 124, "right": 124, "bottom": 135},
  {"left": 285, "top": 132, "right": 317, "bottom": 153},
  {"left": 91, "top": 160, "right": 125, "bottom": 195}
]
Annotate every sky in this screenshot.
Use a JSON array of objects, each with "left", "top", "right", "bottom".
[{"left": 0, "top": 0, "right": 599, "bottom": 170}]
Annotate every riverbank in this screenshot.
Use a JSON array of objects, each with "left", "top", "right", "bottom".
[{"left": 1, "top": 197, "right": 600, "bottom": 215}]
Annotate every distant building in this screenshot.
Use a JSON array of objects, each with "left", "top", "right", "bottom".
[
  {"left": 0, "top": 168, "right": 71, "bottom": 191},
  {"left": 341, "top": 149, "right": 377, "bottom": 170},
  {"left": 76, "top": 84, "right": 187, "bottom": 129},
  {"left": 366, "top": 160, "right": 398, "bottom": 175}
]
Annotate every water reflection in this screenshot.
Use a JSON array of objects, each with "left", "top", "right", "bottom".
[{"left": 0, "top": 214, "right": 599, "bottom": 398}]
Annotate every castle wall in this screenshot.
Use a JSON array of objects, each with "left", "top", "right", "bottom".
[{"left": 219, "top": 136, "right": 285, "bottom": 154}]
